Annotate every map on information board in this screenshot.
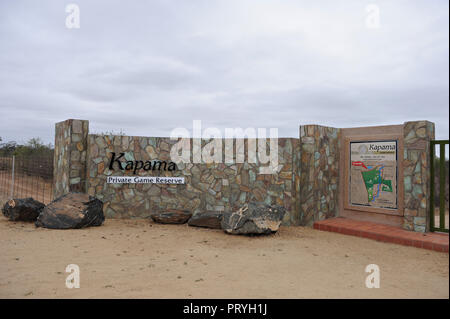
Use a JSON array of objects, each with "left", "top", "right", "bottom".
[{"left": 350, "top": 141, "right": 397, "bottom": 209}]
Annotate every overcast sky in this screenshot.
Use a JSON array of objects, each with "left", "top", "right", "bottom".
[{"left": 0, "top": 0, "right": 448, "bottom": 146}]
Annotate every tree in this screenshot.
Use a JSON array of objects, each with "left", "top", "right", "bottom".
[
  {"left": 13, "top": 138, "right": 53, "bottom": 158},
  {"left": 0, "top": 140, "right": 17, "bottom": 157},
  {"left": 0, "top": 137, "right": 53, "bottom": 158}
]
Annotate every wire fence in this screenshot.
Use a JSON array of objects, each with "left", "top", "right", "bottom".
[{"left": 0, "top": 155, "right": 54, "bottom": 204}]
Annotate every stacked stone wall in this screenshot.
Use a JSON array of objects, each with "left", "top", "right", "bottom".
[
  {"left": 53, "top": 119, "right": 437, "bottom": 232},
  {"left": 403, "top": 121, "right": 435, "bottom": 232},
  {"left": 53, "top": 119, "right": 89, "bottom": 198},
  {"left": 86, "top": 135, "right": 298, "bottom": 224},
  {"left": 298, "top": 125, "right": 340, "bottom": 226}
]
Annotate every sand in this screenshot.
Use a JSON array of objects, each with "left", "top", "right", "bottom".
[{"left": 0, "top": 217, "right": 448, "bottom": 299}]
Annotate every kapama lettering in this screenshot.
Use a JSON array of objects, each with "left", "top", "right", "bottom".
[
  {"left": 368, "top": 144, "right": 396, "bottom": 152},
  {"left": 108, "top": 152, "right": 177, "bottom": 174}
]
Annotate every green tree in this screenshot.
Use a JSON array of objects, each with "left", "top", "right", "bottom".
[{"left": 0, "top": 137, "right": 53, "bottom": 158}]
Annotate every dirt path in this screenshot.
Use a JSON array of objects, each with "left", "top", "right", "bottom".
[{"left": 0, "top": 218, "right": 448, "bottom": 299}]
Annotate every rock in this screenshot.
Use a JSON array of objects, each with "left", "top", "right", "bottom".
[
  {"left": 2, "top": 198, "right": 45, "bottom": 221},
  {"left": 35, "top": 192, "right": 104, "bottom": 229},
  {"left": 188, "top": 211, "right": 223, "bottom": 229},
  {"left": 221, "top": 202, "right": 286, "bottom": 235},
  {"left": 150, "top": 209, "right": 192, "bottom": 224}
]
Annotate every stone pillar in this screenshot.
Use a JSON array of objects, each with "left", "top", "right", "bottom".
[
  {"left": 403, "top": 120, "right": 435, "bottom": 232},
  {"left": 291, "top": 138, "right": 301, "bottom": 225},
  {"left": 53, "top": 119, "right": 89, "bottom": 198},
  {"left": 298, "top": 125, "right": 340, "bottom": 226}
]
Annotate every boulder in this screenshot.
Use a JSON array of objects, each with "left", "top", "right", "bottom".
[
  {"left": 188, "top": 211, "right": 223, "bottom": 229},
  {"left": 150, "top": 209, "right": 192, "bottom": 224},
  {"left": 35, "top": 192, "right": 104, "bottom": 229},
  {"left": 2, "top": 198, "right": 45, "bottom": 221},
  {"left": 221, "top": 202, "right": 286, "bottom": 235}
]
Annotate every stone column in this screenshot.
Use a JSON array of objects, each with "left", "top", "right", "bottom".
[
  {"left": 403, "top": 120, "right": 435, "bottom": 232},
  {"left": 298, "top": 125, "right": 340, "bottom": 226},
  {"left": 53, "top": 119, "right": 89, "bottom": 198}
]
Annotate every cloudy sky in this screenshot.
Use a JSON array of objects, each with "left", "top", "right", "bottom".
[{"left": 0, "top": 0, "right": 448, "bottom": 146}]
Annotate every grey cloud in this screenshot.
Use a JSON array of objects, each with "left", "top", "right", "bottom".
[{"left": 0, "top": 0, "right": 448, "bottom": 148}]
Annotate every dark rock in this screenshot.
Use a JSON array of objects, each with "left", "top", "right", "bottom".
[
  {"left": 150, "top": 209, "right": 192, "bottom": 224},
  {"left": 188, "top": 211, "right": 223, "bottom": 229},
  {"left": 221, "top": 202, "right": 286, "bottom": 235},
  {"left": 35, "top": 192, "right": 104, "bottom": 229},
  {"left": 2, "top": 198, "right": 45, "bottom": 221}
]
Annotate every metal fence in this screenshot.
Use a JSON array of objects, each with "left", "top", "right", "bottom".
[
  {"left": 430, "top": 140, "right": 449, "bottom": 233},
  {"left": 0, "top": 155, "right": 54, "bottom": 204}
]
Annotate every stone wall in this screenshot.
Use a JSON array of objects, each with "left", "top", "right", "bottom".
[
  {"left": 53, "top": 119, "right": 89, "bottom": 198},
  {"left": 298, "top": 125, "right": 340, "bottom": 226},
  {"left": 53, "top": 119, "right": 437, "bottom": 232},
  {"left": 403, "top": 120, "right": 435, "bottom": 232},
  {"left": 86, "top": 135, "right": 298, "bottom": 224}
]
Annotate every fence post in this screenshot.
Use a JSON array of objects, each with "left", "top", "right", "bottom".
[{"left": 10, "top": 155, "right": 15, "bottom": 198}]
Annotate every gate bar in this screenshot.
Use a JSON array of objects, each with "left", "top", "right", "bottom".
[
  {"left": 430, "top": 143, "right": 435, "bottom": 230},
  {"left": 439, "top": 142, "right": 446, "bottom": 230},
  {"left": 430, "top": 140, "right": 449, "bottom": 233}
]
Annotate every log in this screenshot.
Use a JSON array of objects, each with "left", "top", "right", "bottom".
[
  {"left": 150, "top": 209, "right": 192, "bottom": 224},
  {"left": 35, "top": 192, "right": 104, "bottom": 229},
  {"left": 188, "top": 211, "right": 223, "bottom": 229},
  {"left": 2, "top": 198, "right": 45, "bottom": 221},
  {"left": 221, "top": 202, "right": 286, "bottom": 235}
]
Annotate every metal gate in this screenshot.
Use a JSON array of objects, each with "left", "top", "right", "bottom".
[{"left": 430, "top": 140, "right": 449, "bottom": 232}]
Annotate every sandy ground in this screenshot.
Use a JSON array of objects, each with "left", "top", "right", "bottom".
[{"left": 0, "top": 217, "right": 448, "bottom": 299}]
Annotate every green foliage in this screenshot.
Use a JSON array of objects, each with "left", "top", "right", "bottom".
[{"left": 0, "top": 137, "right": 53, "bottom": 158}]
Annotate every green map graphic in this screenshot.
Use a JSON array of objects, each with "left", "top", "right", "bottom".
[{"left": 360, "top": 165, "right": 393, "bottom": 202}]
